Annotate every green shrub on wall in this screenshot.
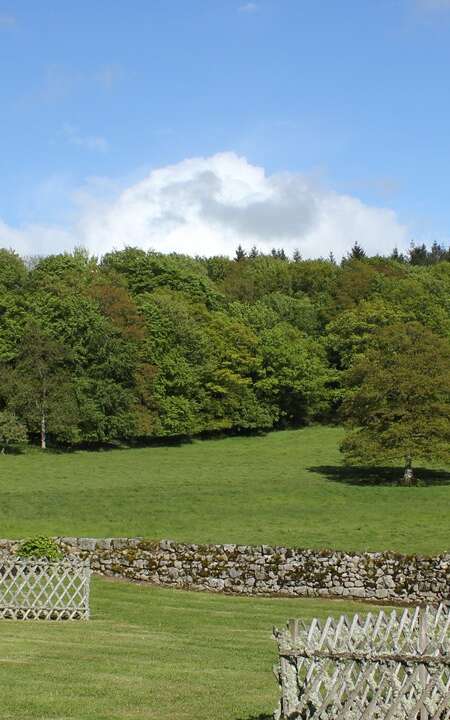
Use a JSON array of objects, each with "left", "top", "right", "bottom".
[{"left": 17, "top": 536, "right": 62, "bottom": 561}]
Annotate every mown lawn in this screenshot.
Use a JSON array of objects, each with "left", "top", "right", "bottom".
[
  {"left": 0, "top": 576, "right": 392, "bottom": 720},
  {"left": 0, "top": 426, "right": 448, "bottom": 554}
]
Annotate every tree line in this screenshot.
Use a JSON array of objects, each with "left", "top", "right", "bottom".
[{"left": 0, "top": 243, "right": 448, "bottom": 476}]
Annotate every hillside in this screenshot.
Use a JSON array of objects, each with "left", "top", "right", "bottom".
[{"left": 1, "top": 426, "right": 448, "bottom": 554}]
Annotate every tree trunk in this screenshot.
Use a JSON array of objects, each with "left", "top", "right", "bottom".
[
  {"left": 402, "top": 454, "right": 414, "bottom": 486},
  {"left": 41, "top": 413, "right": 46, "bottom": 450}
]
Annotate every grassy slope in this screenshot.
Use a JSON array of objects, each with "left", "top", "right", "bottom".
[
  {"left": 1, "top": 426, "right": 448, "bottom": 554},
  {"left": 0, "top": 576, "right": 392, "bottom": 720}
]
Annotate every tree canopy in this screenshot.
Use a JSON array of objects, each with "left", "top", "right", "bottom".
[
  {"left": 340, "top": 322, "right": 450, "bottom": 481},
  {"left": 0, "top": 245, "right": 448, "bottom": 461}
]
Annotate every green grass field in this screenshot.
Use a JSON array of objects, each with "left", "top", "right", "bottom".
[
  {"left": 0, "top": 576, "right": 392, "bottom": 720},
  {"left": 2, "top": 425, "right": 449, "bottom": 554},
  {"left": 0, "top": 426, "right": 447, "bottom": 718},
  {"left": 1, "top": 426, "right": 449, "bottom": 554}
]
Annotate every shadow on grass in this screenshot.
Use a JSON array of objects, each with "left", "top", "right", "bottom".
[
  {"left": 308, "top": 465, "right": 450, "bottom": 486},
  {"left": 0, "top": 446, "right": 26, "bottom": 456},
  {"left": 24, "top": 435, "right": 193, "bottom": 455},
  {"left": 235, "top": 715, "right": 272, "bottom": 720},
  {"left": 25, "top": 426, "right": 269, "bottom": 455}
]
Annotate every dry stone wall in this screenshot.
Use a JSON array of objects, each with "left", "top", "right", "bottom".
[{"left": 0, "top": 538, "right": 448, "bottom": 604}]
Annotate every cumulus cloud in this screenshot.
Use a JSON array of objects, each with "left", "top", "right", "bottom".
[
  {"left": 0, "top": 219, "right": 72, "bottom": 258},
  {"left": 0, "top": 152, "right": 409, "bottom": 259}
]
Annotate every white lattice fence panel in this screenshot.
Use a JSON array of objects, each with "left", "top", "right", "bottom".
[
  {"left": 274, "top": 605, "right": 450, "bottom": 719},
  {"left": 0, "top": 559, "right": 91, "bottom": 620}
]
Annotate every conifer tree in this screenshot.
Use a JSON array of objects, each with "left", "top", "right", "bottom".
[
  {"left": 347, "top": 242, "right": 366, "bottom": 260},
  {"left": 234, "top": 245, "right": 246, "bottom": 262}
]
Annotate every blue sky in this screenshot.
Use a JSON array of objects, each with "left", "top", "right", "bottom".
[{"left": 1, "top": 0, "right": 450, "bottom": 258}]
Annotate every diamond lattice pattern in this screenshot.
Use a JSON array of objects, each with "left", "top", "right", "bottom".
[
  {"left": 274, "top": 605, "right": 450, "bottom": 719},
  {"left": 0, "top": 559, "right": 90, "bottom": 620}
]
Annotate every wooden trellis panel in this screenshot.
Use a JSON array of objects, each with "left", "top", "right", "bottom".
[
  {"left": 0, "top": 558, "right": 91, "bottom": 620},
  {"left": 273, "top": 604, "right": 450, "bottom": 719}
]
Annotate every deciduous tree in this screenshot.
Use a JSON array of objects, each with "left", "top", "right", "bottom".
[
  {"left": 340, "top": 322, "right": 450, "bottom": 483},
  {"left": 2, "top": 323, "right": 79, "bottom": 448},
  {"left": 0, "top": 410, "right": 28, "bottom": 453}
]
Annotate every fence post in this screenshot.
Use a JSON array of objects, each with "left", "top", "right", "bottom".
[
  {"left": 84, "top": 561, "right": 91, "bottom": 620},
  {"left": 278, "top": 619, "right": 300, "bottom": 717},
  {"left": 279, "top": 655, "right": 298, "bottom": 717},
  {"left": 419, "top": 607, "right": 428, "bottom": 720}
]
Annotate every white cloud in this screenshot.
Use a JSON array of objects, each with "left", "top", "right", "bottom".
[
  {"left": 0, "top": 14, "right": 16, "bottom": 27},
  {"left": 62, "top": 124, "right": 109, "bottom": 152},
  {"left": 238, "top": 3, "right": 258, "bottom": 13},
  {"left": 0, "top": 219, "right": 72, "bottom": 258},
  {"left": 0, "top": 152, "right": 409, "bottom": 259}
]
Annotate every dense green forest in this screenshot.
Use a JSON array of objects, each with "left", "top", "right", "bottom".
[{"left": 0, "top": 242, "right": 449, "bottom": 450}]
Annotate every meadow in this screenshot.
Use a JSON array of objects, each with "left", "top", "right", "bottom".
[
  {"left": 1, "top": 426, "right": 449, "bottom": 554},
  {"left": 0, "top": 425, "right": 448, "bottom": 718},
  {"left": 0, "top": 575, "right": 392, "bottom": 720}
]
